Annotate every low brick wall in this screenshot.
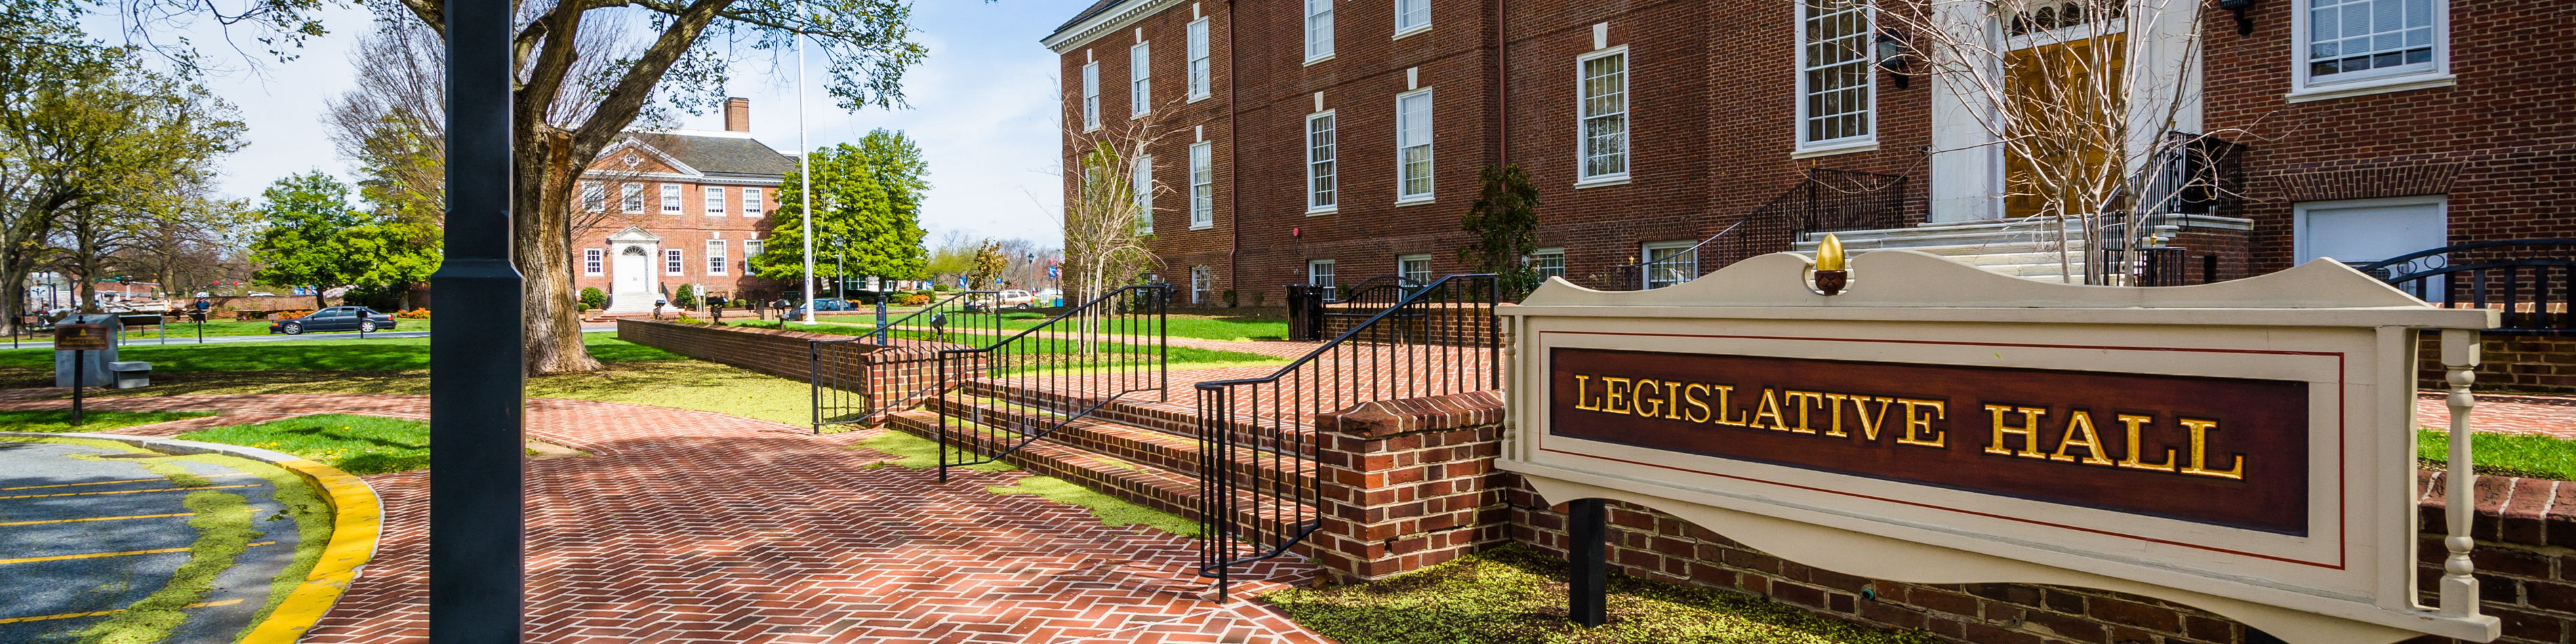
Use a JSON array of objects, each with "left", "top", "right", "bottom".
[
  {"left": 616, "top": 319, "right": 975, "bottom": 424},
  {"left": 1308, "top": 391, "right": 2576, "bottom": 644},
  {"left": 616, "top": 319, "right": 838, "bottom": 380},
  {"left": 2421, "top": 333, "right": 2576, "bottom": 395}
]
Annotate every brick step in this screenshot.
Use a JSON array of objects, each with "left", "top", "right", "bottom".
[
  {"left": 883, "top": 409, "right": 1320, "bottom": 550},
  {"left": 961, "top": 378, "right": 1296, "bottom": 447},
  {"left": 923, "top": 395, "right": 1319, "bottom": 492}
]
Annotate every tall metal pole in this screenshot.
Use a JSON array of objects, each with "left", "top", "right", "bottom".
[
  {"left": 797, "top": 26, "right": 815, "bottom": 323},
  {"left": 432, "top": 0, "right": 525, "bottom": 641}
]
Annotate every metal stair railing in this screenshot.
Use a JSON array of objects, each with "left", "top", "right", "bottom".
[
  {"left": 1193, "top": 273, "right": 1501, "bottom": 601},
  {"left": 2355, "top": 239, "right": 2576, "bottom": 335},
  {"left": 809, "top": 290, "right": 1005, "bottom": 434},
  {"left": 935, "top": 284, "right": 1170, "bottom": 481}
]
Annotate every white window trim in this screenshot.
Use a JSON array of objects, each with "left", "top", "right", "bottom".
[
  {"left": 1130, "top": 41, "right": 1153, "bottom": 117},
  {"left": 2286, "top": 0, "right": 2453, "bottom": 103},
  {"left": 1397, "top": 253, "right": 1433, "bottom": 284},
  {"left": 584, "top": 248, "right": 605, "bottom": 276},
  {"left": 1392, "top": 0, "right": 1430, "bottom": 39},
  {"left": 1792, "top": 0, "right": 1878, "bottom": 155},
  {"left": 1529, "top": 247, "right": 1567, "bottom": 281},
  {"left": 661, "top": 184, "right": 683, "bottom": 214},
  {"left": 1133, "top": 154, "right": 1155, "bottom": 234},
  {"left": 2290, "top": 194, "right": 2449, "bottom": 266},
  {"left": 742, "top": 187, "right": 763, "bottom": 216},
  {"left": 704, "top": 186, "right": 726, "bottom": 215},
  {"left": 1306, "top": 110, "right": 1339, "bottom": 214},
  {"left": 581, "top": 181, "right": 605, "bottom": 213},
  {"left": 1186, "top": 18, "right": 1213, "bottom": 102},
  {"left": 706, "top": 240, "right": 729, "bottom": 276},
  {"left": 1307, "top": 259, "right": 1337, "bottom": 287},
  {"left": 665, "top": 249, "right": 685, "bottom": 276},
  {"left": 1304, "top": 0, "right": 1335, "bottom": 65},
  {"left": 1188, "top": 141, "right": 1215, "bottom": 230},
  {"left": 1573, "top": 45, "right": 1631, "bottom": 186},
  {"left": 1641, "top": 239, "right": 1699, "bottom": 289},
  {"left": 1393, "top": 87, "right": 1435, "bottom": 205},
  {"left": 1081, "top": 62, "right": 1103, "bottom": 131},
  {"left": 621, "top": 182, "right": 645, "bottom": 213}
]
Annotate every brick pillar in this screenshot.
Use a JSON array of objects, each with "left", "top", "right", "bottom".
[{"left": 1308, "top": 390, "right": 1510, "bottom": 583}]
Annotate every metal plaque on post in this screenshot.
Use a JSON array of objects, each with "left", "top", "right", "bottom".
[
  {"left": 1497, "top": 249, "right": 2499, "bottom": 643},
  {"left": 53, "top": 324, "right": 110, "bottom": 351}
]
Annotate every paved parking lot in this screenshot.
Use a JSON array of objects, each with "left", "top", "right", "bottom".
[{"left": 0, "top": 441, "right": 305, "bottom": 643}]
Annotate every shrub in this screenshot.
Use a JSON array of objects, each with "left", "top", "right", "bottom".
[
  {"left": 898, "top": 294, "right": 931, "bottom": 306},
  {"left": 1223, "top": 289, "right": 1238, "bottom": 308},
  {"left": 674, "top": 284, "right": 700, "bottom": 309},
  {"left": 395, "top": 308, "right": 432, "bottom": 319},
  {"left": 270, "top": 310, "right": 313, "bottom": 321},
  {"left": 1251, "top": 291, "right": 1267, "bottom": 307},
  {"left": 671, "top": 314, "right": 706, "bottom": 324},
  {"left": 933, "top": 284, "right": 950, "bottom": 291},
  {"left": 579, "top": 287, "right": 607, "bottom": 310}
]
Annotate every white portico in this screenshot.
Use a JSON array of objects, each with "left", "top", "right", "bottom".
[{"left": 605, "top": 226, "right": 664, "bottom": 313}]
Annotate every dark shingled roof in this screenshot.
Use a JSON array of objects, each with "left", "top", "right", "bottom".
[
  {"left": 1051, "top": 0, "right": 1128, "bottom": 40},
  {"left": 631, "top": 132, "right": 799, "bottom": 178}
]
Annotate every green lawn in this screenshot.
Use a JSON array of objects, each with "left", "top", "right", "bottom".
[
  {"left": 178, "top": 414, "right": 432, "bottom": 475},
  {"left": 2421, "top": 430, "right": 2576, "bottom": 481},
  {"left": 744, "top": 310, "right": 1293, "bottom": 342},
  {"left": 0, "top": 409, "right": 213, "bottom": 432},
  {"left": 0, "top": 333, "right": 677, "bottom": 377},
  {"left": 1264, "top": 544, "right": 1937, "bottom": 644},
  {"left": 718, "top": 323, "right": 1283, "bottom": 372}
]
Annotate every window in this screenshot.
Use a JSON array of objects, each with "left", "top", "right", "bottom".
[
  {"left": 743, "top": 187, "right": 763, "bottom": 216},
  {"left": 662, "top": 184, "right": 683, "bottom": 214},
  {"left": 704, "top": 186, "right": 726, "bottom": 215},
  {"left": 1395, "top": 0, "right": 1429, "bottom": 35},
  {"left": 1305, "top": 0, "right": 1335, "bottom": 62},
  {"left": 706, "top": 240, "right": 728, "bottom": 276},
  {"left": 1187, "top": 20, "right": 1212, "bottom": 100},
  {"left": 1306, "top": 112, "right": 1337, "bottom": 212},
  {"left": 584, "top": 248, "right": 604, "bottom": 276},
  {"left": 1189, "top": 142, "right": 1214, "bottom": 229},
  {"left": 1081, "top": 62, "right": 1102, "bottom": 129},
  {"left": 1577, "top": 48, "right": 1629, "bottom": 182},
  {"left": 666, "top": 249, "right": 685, "bottom": 275},
  {"left": 1530, "top": 247, "right": 1565, "bottom": 281},
  {"left": 1190, "top": 266, "right": 1214, "bottom": 304},
  {"left": 744, "top": 240, "right": 765, "bottom": 272},
  {"left": 2296, "top": 0, "right": 2446, "bottom": 96},
  {"left": 1130, "top": 42, "right": 1152, "bottom": 117},
  {"left": 580, "top": 181, "right": 605, "bottom": 212},
  {"left": 1308, "top": 259, "right": 1336, "bottom": 287},
  {"left": 621, "top": 183, "right": 644, "bottom": 213},
  {"left": 1395, "top": 89, "right": 1434, "bottom": 201},
  {"left": 1398, "top": 254, "right": 1432, "bottom": 285},
  {"left": 1796, "top": 0, "right": 1874, "bottom": 150},
  {"left": 1133, "top": 155, "right": 1154, "bottom": 233},
  {"left": 1642, "top": 241, "right": 1698, "bottom": 289}
]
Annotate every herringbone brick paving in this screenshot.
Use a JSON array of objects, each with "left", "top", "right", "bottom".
[{"left": 0, "top": 393, "right": 1327, "bottom": 644}]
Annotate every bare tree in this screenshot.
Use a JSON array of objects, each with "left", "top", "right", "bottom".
[{"left": 1059, "top": 116, "right": 1165, "bottom": 306}]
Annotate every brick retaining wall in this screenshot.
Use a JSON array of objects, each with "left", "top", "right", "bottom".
[
  {"left": 1310, "top": 392, "right": 2576, "bottom": 644},
  {"left": 2421, "top": 334, "right": 2576, "bottom": 395},
  {"left": 616, "top": 319, "right": 971, "bottom": 424}
]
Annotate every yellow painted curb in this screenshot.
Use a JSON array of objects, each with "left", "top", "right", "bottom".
[{"left": 237, "top": 458, "right": 382, "bottom": 644}]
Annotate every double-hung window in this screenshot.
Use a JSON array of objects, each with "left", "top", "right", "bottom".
[
  {"left": 1081, "top": 62, "right": 1102, "bottom": 129},
  {"left": 2295, "top": 0, "right": 2447, "bottom": 98},
  {"left": 706, "top": 240, "right": 728, "bottom": 276},
  {"left": 742, "top": 187, "right": 763, "bottom": 216},
  {"left": 1188, "top": 142, "right": 1214, "bottom": 229},
  {"left": 661, "top": 184, "right": 683, "bottom": 214},
  {"left": 1643, "top": 241, "right": 1698, "bottom": 289},
  {"left": 1187, "top": 20, "right": 1212, "bottom": 100},
  {"left": 1577, "top": 47, "right": 1630, "bottom": 182},
  {"left": 1308, "top": 259, "right": 1336, "bottom": 287},
  {"left": 580, "top": 181, "right": 605, "bottom": 212},
  {"left": 1190, "top": 266, "right": 1213, "bottom": 304},
  {"left": 1130, "top": 42, "right": 1152, "bottom": 117},
  {"left": 665, "top": 249, "right": 685, "bottom": 276},
  {"left": 1529, "top": 247, "right": 1565, "bottom": 281},
  {"left": 621, "top": 182, "right": 644, "bottom": 213},
  {"left": 1394, "top": 89, "right": 1434, "bottom": 202},
  {"left": 704, "top": 186, "right": 726, "bottom": 215},
  {"left": 1796, "top": 0, "right": 1874, "bottom": 153},
  {"left": 584, "top": 249, "right": 604, "bottom": 276},
  {"left": 1305, "top": 0, "right": 1335, "bottom": 62},
  {"left": 1133, "top": 155, "right": 1154, "bottom": 234},
  {"left": 1306, "top": 112, "right": 1337, "bottom": 212},
  {"left": 744, "top": 240, "right": 764, "bottom": 272},
  {"left": 1395, "top": 0, "right": 1430, "bottom": 36},
  {"left": 1398, "top": 254, "right": 1432, "bottom": 285}
]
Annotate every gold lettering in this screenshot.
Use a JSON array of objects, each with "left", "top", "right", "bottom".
[
  {"left": 1665, "top": 381, "right": 1684, "bottom": 420},
  {"left": 1982, "top": 405, "right": 2050, "bottom": 459},
  {"left": 1573, "top": 375, "right": 1600, "bottom": 411},
  {"left": 1634, "top": 380, "right": 1663, "bottom": 418},
  {"left": 1780, "top": 391, "right": 1824, "bottom": 434},
  {"left": 1602, "top": 378, "right": 1631, "bottom": 414},
  {"left": 2049, "top": 410, "right": 2116, "bottom": 466},
  {"left": 1851, "top": 397, "right": 1897, "bottom": 441},
  {"left": 1822, "top": 393, "right": 1850, "bottom": 437},
  {"left": 1683, "top": 384, "right": 1712, "bottom": 424},
  {"left": 1895, "top": 399, "right": 1948, "bottom": 447},
  {"left": 2116, "top": 414, "right": 2179, "bottom": 472},
  {"left": 1752, "top": 389, "right": 1790, "bottom": 430},
  {"left": 2177, "top": 418, "right": 2246, "bottom": 479},
  {"left": 1712, "top": 385, "right": 1747, "bottom": 426}
]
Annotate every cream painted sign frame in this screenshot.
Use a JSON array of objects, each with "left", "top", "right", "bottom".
[{"left": 1497, "top": 251, "right": 2498, "bottom": 643}]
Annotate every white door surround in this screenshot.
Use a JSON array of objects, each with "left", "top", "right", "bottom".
[{"left": 605, "top": 226, "right": 664, "bottom": 313}]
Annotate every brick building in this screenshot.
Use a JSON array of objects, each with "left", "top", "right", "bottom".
[
  {"left": 572, "top": 98, "right": 793, "bottom": 313},
  {"left": 1044, "top": 0, "right": 2574, "bottom": 308}
]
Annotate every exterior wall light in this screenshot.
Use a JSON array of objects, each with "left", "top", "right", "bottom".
[
  {"left": 1874, "top": 30, "right": 1913, "bottom": 89},
  {"left": 2217, "top": 0, "right": 2255, "bottom": 36}
]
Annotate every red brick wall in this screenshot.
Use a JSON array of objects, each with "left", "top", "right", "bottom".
[
  {"left": 1312, "top": 391, "right": 2576, "bottom": 644},
  {"left": 617, "top": 319, "right": 835, "bottom": 381},
  {"left": 2419, "top": 334, "right": 2576, "bottom": 395}
]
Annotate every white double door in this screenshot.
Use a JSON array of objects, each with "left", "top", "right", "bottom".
[{"left": 611, "top": 245, "right": 658, "bottom": 311}]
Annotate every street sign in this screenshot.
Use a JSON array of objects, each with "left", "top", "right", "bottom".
[
  {"left": 1048, "top": 265, "right": 1060, "bottom": 279},
  {"left": 53, "top": 324, "right": 109, "bottom": 351}
]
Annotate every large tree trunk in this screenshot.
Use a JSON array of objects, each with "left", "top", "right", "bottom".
[{"left": 513, "top": 127, "right": 601, "bottom": 375}]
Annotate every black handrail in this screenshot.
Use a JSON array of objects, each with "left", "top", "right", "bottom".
[
  {"left": 1194, "top": 273, "right": 1501, "bottom": 601},
  {"left": 933, "top": 284, "right": 1169, "bottom": 481},
  {"left": 808, "top": 289, "right": 1007, "bottom": 434},
  {"left": 1609, "top": 218, "right": 1748, "bottom": 289},
  {"left": 2355, "top": 239, "right": 2576, "bottom": 335}
]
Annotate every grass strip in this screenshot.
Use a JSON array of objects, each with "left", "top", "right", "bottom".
[
  {"left": 0, "top": 410, "right": 213, "bottom": 432},
  {"left": 850, "top": 429, "right": 1195, "bottom": 536},
  {"left": 179, "top": 414, "right": 430, "bottom": 475},
  {"left": 74, "top": 489, "right": 256, "bottom": 644},
  {"left": 0, "top": 334, "right": 678, "bottom": 376},
  {"left": 2419, "top": 430, "right": 2576, "bottom": 481},
  {"left": 1264, "top": 544, "right": 1939, "bottom": 644}
]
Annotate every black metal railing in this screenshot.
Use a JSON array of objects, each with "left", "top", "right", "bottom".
[
  {"left": 1603, "top": 169, "right": 1908, "bottom": 290},
  {"left": 1611, "top": 219, "right": 1751, "bottom": 290},
  {"left": 1286, "top": 276, "right": 1424, "bottom": 340},
  {"left": 809, "top": 290, "right": 1005, "bottom": 433},
  {"left": 2354, "top": 239, "right": 2576, "bottom": 335},
  {"left": 1194, "top": 273, "right": 1502, "bottom": 601},
  {"left": 934, "top": 285, "right": 1170, "bottom": 481}
]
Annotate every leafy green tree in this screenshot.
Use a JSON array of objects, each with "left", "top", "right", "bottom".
[
  {"left": 1460, "top": 164, "right": 1543, "bottom": 300},
  {"left": 248, "top": 172, "right": 441, "bottom": 309},
  {"left": 673, "top": 284, "right": 699, "bottom": 310},
  {"left": 580, "top": 287, "right": 607, "bottom": 310},
  {"left": 752, "top": 131, "right": 931, "bottom": 287}
]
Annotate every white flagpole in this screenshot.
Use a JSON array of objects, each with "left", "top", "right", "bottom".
[{"left": 797, "top": 24, "right": 815, "bottom": 323}]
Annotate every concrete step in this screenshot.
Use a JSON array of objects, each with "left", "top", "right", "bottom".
[{"left": 923, "top": 395, "right": 1316, "bottom": 492}]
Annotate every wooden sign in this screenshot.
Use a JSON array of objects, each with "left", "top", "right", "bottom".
[
  {"left": 1499, "top": 250, "right": 2498, "bottom": 644},
  {"left": 53, "top": 323, "right": 109, "bottom": 351}
]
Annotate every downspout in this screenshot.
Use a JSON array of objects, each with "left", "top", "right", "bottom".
[
  {"left": 1226, "top": 0, "right": 1242, "bottom": 302},
  {"left": 1495, "top": 0, "right": 1507, "bottom": 163}
]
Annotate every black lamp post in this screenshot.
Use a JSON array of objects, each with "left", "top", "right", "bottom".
[{"left": 431, "top": 0, "right": 526, "bottom": 641}]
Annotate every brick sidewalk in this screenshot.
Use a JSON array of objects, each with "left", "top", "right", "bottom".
[
  {"left": 2417, "top": 393, "right": 2576, "bottom": 438},
  {"left": 0, "top": 393, "right": 1327, "bottom": 644}
]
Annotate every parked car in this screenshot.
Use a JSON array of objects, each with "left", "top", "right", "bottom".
[
  {"left": 783, "top": 298, "right": 856, "bottom": 321},
  {"left": 269, "top": 306, "right": 398, "bottom": 335},
  {"left": 993, "top": 289, "right": 1037, "bottom": 310}
]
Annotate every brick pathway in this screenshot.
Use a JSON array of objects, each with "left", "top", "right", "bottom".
[
  {"left": 0, "top": 393, "right": 1327, "bottom": 644},
  {"left": 2419, "top": 392, "right": 2576, "bottom": 439}
]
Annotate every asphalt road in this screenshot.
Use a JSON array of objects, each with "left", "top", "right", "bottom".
[
  {"left": 0, "top": 441, "right": 304, "bottom": 642},
  {"left": 0, "top": 324, "right": 619, "bottom": 351}
]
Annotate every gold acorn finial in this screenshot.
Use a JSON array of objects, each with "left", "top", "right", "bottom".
[{"left": 1815, "top": 234, "right": 1847, "bottom": 271}]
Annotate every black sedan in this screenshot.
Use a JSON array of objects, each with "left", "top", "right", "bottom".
[{"left": 269, "top": 306, "right": 399, "bottom": 335}]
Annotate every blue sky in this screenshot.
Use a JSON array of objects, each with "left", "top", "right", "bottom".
[{"left": 82, "top": 0, "right": 1089, "bottom": 246}]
